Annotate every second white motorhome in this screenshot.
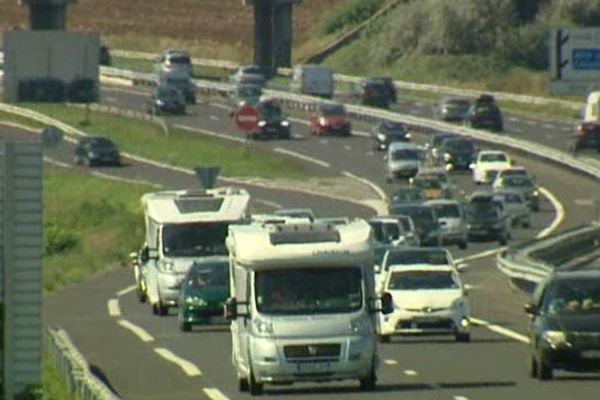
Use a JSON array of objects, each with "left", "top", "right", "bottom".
[{"left": 224, "top": 219, "right": 393, "bottom": 395}]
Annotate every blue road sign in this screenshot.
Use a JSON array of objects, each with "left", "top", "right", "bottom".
[{"left": 572, "top": 48, "right": 600, "bottom": 70}]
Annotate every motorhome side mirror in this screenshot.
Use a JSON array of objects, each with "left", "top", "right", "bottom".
[
  {"left": 140, "top": 247, "right": 150, "bottom": 263},
  {"left": 524, "top": 303, "right": 537, "bottom": 315},
  {"left": 224, "top": 297, "right": 238, "bottom": 320},
  {"left": 469, "top": 163, "right": 475, "bottom": 170},
  {"left": 129, "top": 252, "right": 138, "bottom": 266},
  {"left": 381, "top": 292, "right": 394, "bottom": 315},
  {"left": 374, "top": 265, "right": 382, "bottom": 274}
]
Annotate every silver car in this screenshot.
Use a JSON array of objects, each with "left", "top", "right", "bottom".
[
  {"left": 427, "top": 199, "right": 468, "bottom": 249},
  {"left": 493, "top": 189, "right": 531, "bottom": 228},
  {"left": 385, "top": 142, "right": 423, "bottom": 182},
  {"left": 155, "top": 49, "right": 192, "bottom": 76}
]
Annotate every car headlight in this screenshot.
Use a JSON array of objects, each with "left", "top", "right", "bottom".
[
  {"left": 319, "top": 117, "right": 327, "bottom": 126},
  {"left": 349, "top": 317, "right": 371, "bottom": 336},
  {"left": 185, "top": 296, "right": 207, "bottom": 306},
  {"left": 280, "top": 120, "right": 289, "bottom": 127},
  {"left": 533, "top": 190, "right": 539, "bottom": 197},
  {"left": 377, "top": 133, "right": 386, "bottom": 141},
  {"left": 162, "top": 260, "right": 174, "bottom": 272},
  {"left": 258, "top": 120, "right": 267, "bottom": 127},
  {"left": 253, "top": 318, "right": 274, "bottom": 336},
  {"left": 444, "top": 153, "right": 452, "bottom": 162},
  {"left": 543, "top": 330, "right": 570, "bottom": 348},
  {"left": 156, "top": 99, "right": 164, "bottom": 106},
  {"left": 405, "top": 133, "right": 412, "bottom": 139},
  {"left": 88, "top": 151, "right": 98, "bottom": 157}
]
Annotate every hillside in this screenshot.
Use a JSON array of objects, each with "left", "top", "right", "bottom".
[{"left": 0, "top": 0, "right": 347, "bottom": 61}]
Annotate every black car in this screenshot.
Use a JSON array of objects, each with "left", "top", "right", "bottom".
[
  {"left": 438, "top": 138, "right": 478, "bottom": 171},
  {"left": 147, "top": 85, "right": 186, "bottom": 115},
  {"left": 389, "top": 204, "right": 441, "bottom": 246},
  {"left": 356, "top": 78, "right": 395, "bottom": 108},
  {"left": 466, "top": 96, "right": 503, "bottom": 132},
  {"left": 99, "top": 45, "right": 112, "bottom": 66},
  {"left": 371, "top": 121, "right": 411, "bottom": 151},
  {"left": 525, "top": 270, "right": 600, "bottom": 380},
  {"left": 372, "top": 76, "right": 397, "bottom": 103},
  {"left": 158, "top": 72, "right": 196, "bottom": 104},
  {"left": 574, "top": 122, "right": 600, "bottom": 153},
  {"left": 252, "top": 98, "right": 291, "bottom": 139},
  {"left": 464, "top": 201, "right": 509, "bottom": 244},
  {"left": 428, "top": 133, "right": 456, "bottom": 162},
  {"left": 73, "top": 136, "right": 121, "bottom": 167},
  {"left": 435, "top": 98, "right": 471, "bottom": 122}
]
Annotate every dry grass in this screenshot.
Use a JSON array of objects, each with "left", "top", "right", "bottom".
[{"left": 0, "top": 0, "right": 345, "bottom": 61}]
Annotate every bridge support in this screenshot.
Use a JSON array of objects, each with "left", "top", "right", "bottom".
[
  {"left": 19, "top": 0, "right": 74, "bottom": 30},
  {"left": 244, "top": 0, "right": 301, "bottom": 71}
]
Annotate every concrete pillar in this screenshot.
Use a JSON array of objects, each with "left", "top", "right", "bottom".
[
  {"left": 254, "top": 3, "right": 273, "bottom": 69},
  {"left": 19, "top": 0, "right": 73, "bottom": 30},
  {"left": 273, "top": 3, "right": 293, "bottom": 68}
]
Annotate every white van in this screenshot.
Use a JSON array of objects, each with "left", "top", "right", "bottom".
[
  {"left": 224, "top": 220, "right": 393, "bottom": 395},
  {"left": 289, "top": 64, "right": 334, "bottom": 98},
  {"left": 583, "top": 91, "right": 600, "bottom": 122},
  {"left": 138, "top": 187, "right": 250, "bottom": 316}
]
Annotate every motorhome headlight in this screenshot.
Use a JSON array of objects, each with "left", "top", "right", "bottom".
[
  {"left": 319, "top": 117, "right": 327, "bottom": 126},
  {"left": 253, "top": 318, "right": 274, "bottom": 336},
  {"left": 281, "top": 120, "right": 289, "bottom": 127},
  {"left": 405, "top": 133, "right": 412, "bottom": 139},
  {"left": 162, "top": 260, "right": 174, "bottom": 272},
  {"left": 156, "top": 99, "right": 164, "bottom": 106},
  {"left": 543, "top": 330, "right": 570, "bottom": 349},
  {"left": 533, "top": 190, "right": 539, "bottom": 197},
  {"left": 377, "top": 133, "right": 386, "bottom": 141},
  {"left": 444, "top": 153, "right": 452, "bottom": 162},
  {"left": 349, "top": 317, "right": 371, "bottom": 336},
  {"left": 258, "top": 120, "right": 267, "bottom": 127},
  {"left": 185, "top": 296, "right": 207, "bottom": 306}
]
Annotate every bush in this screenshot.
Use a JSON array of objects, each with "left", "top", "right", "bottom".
[
  {"left": 320, "top": 0, "right": 384, "bottom": 35},
  {"left": 44, "top": 223, "right": 79, "bottom": 256}
]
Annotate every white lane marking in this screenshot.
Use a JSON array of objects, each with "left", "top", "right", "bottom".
[
  {"left": 508, "top": 117, "right": 519, "bottom": 122},
  {"left": 273, "top": 147, "right": 331, "bottom": 168},
  {"left": 319, "top": 139, "right": 329, "bottom": 145},
  {"left": 352, "top": 130, "right": 371, "bottom": 138},
  {"left": 208, "top": 102, "right": 229, "bottom": 110},
  {"left": 89, "top": 171, "right": 162, "bottom": 188},
  {"left": 209, "top": 115, "right": 219, "bottom": 121},
  {"left": 513, "top": 127, "right": 523, "bottom": 134},
  {"left": 525, "top": 120, "right": 536, "bottom": 125},
  {"left": 291, "top": 134, "right": 306, "bottom": 139},
  {"left": 117, "top": 320, "right": 154, "bottom": 342},
  {"left": 536, "top": 186, "right": 565, "bottom": 239},
  {"left": 543, "top": 123, "right": 555, "bottom": 129},
  {"left": 288, "top": 117, "right": 309, "bottom": 126},
  {"left": 175, "top": 124, "right": 246, "bottom": 144},
  {"left": 44, "top": 157, "right": 73, "bottom": 169},
  {"left": 154, "top": 348, "right": 202, "bottom": 377},
  {"left": 383, "top": 359, "right": 398, "bottom": 366},
  {"left": 455, "top": 248, "right": 505, "bottom": 263},
  {"left": 545, "top": 134, "right": 554, "bottom": 140},
  {"left": 404, "top": 370, "right": 418, "bottom": 376},
  {"left": 117, "top": 285, "right": 137, "bottom": 297},
  {"left": 344, "top": 144, "right": 352, "bottom": 150},
  {"left": 107, "top": 299, "right": 121, "bottom": 317},
  {"left": 574, "top": 198, "right": 594, "bottom": 206},
  {"left": 455, "top": 396, "right": 469, "bottom": 400},
  {"left": 366, "top": 151, "right": 374, "bottom": 156},
  {"left": 470, "top": 317, "right": 530, "bottom": 344},
  {"left": 102, "top": 86, "right": 149, "bottom": 96},
  {"left": 342, "top": 170, "right": 389, "bottom": 203},
  {"left": 203, "top": 388, "right": 231, "bottom": 400},
  {"left": 255, "top": 198, "right": 282, "bottom": 209}
]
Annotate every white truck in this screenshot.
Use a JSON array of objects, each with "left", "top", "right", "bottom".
[
  {"left": 289, "top": 64, "right": 334, "bottom": 98},
  {"left": 224, "top": 220, "right": 393, "bottom": 395},
  {"left": 136, "top": 187, "right": 249, "bottom": 315}
]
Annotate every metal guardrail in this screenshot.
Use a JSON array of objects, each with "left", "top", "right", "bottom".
[{"left": 46, "top": 328, "right": 121, "bottom": 400}]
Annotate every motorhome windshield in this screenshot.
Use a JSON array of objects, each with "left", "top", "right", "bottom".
[
  {"left": 162, "top": 222, "right": 229, "bottom": 257},
  {"left": 255, "top": 267, "right": 363, "bottom": 315}
]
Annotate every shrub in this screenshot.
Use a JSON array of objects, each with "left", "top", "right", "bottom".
[
  {"left": 320, "top": 0, "right": 384, "bottom": 35},
  {"left": 44, "top": 223, "right": 79, "bottom": 256}
]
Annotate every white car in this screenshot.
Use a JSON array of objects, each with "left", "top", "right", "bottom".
[
  {"left": 378, "top": 264, "right": 471, "bottom": 342},
  {"left": 470, "top": 150, "right": 512, "bottom": 184}
]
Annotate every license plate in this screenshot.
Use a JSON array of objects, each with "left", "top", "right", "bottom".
[
  {"left": 296, "top": 362, "right": 331, "bottom": 372},
  {"left": 581, "top": 350, "right": 600, "bottom": 359}
]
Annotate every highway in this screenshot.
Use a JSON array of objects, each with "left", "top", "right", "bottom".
[{"left": 16, "top": 84, "right": 600, "bottom": 399}]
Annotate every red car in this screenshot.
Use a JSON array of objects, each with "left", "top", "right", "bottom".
[{"left": 310, "top": 103, "right": 351, "bottom": 136}]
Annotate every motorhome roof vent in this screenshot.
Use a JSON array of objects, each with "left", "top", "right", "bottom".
[
  {"left": 175, "top": 198, "right": 224, "bottom": 214},
  {"left": 269, "top": 223, "right": 340, "bottom": 245}
]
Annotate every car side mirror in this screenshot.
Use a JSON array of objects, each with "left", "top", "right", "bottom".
[
  {"left": 524, "top": 303, "right": 538, "bottom": 315},
  {"left": 224, "top": 297, "right": 238, "bottom": 320},
  {"left": 380, "top": 292, "right": 394, "bottom": 315}
]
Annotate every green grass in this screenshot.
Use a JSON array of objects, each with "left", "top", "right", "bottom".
[
  {"left": 43, "top": 168, "right": 148, "bottom": 292},
  {"left": 23, "top": 104, "right": 309, "bottom": 179},
  {"left": 42, "top": 348, "right": 79, "bottom": 400},
  {"left": 0, "top": 110, "right": 46, "bottom": 130}
]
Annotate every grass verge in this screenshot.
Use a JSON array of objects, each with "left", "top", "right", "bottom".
[
  {"left": 23, "top": 104, "right": 309, "bottom": 179},
  {"left": 43, "top": 347, "right": 79, "bottom": 400}
]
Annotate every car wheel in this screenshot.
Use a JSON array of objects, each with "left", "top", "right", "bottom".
[
  {"left": 359, "top": 365, "right": 377, "bottom": 391},
  {"left": 537, "top": 353, "right": 553, "bottom": 380},
  {"left": 456, "top": 332, "right": 471, "bottom": 342},
  {"left": 379, "top": 335, "right": 391, "bottom": 343},
  {"left": 151, "top": 303, "right": 158, "bottom": 315},
  {"left": 157, "top": 301, "right": 168, "bottom": 316},
  {"left": 529, "top": 354, "right": 539, "bottom": 378},
  {"left": 248, "top": 370, "right": 263, "bottom": 396},
  {"left": 238, "top": 378, "right": 249, "bottom": 392},
  {"left": 459, "top": 241, "right": 468, "bottom": 250},
  {"left": 136, "top": 284, "right": 147, "bottom": 303},
  {"left": 179, "top": 320, "right": 192, "bottom": 332}
]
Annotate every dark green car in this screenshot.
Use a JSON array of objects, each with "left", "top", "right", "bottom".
[{"left": 178, "top": 258, "right": 230, "bottom": 332}]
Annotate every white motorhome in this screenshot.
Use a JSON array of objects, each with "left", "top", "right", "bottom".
[
  {"left": 224, "top": 220, "right": 392, "bottom": 395},
  {"left": 584, "top": 91, "right": 600, "bottom": 122},
  {"left": 139, "top": 187, "right": 250, "bottom": 316},
  {"left": 289, "top": 64, "right": 334, "bottom": 98}
]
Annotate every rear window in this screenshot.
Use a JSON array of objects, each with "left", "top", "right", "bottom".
[
  {"left": 169, "top": 55, "right": 191, "bottom": 65},
  {"left": 320, "top": 105, "right": 345, "bottom": 116}
]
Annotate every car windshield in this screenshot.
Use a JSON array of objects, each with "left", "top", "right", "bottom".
[
  {"left": 169, "top": 55, "right": 191, "bottom": 65},
  {"left": 258, "top": 103, "right": 282, "bottom": 119},
  {"left": 444, "top": 140, "right": 475, "bottom": 152},
  {"left": 321, "top": 105, "right": 345, "bottom": 116},
  {"left": 388, "top": 270, "right": 459, "bottom": 290},
  {"left": 157, "top": 87, "right": 180, "bottom": 98},
  {"left": 433, "top": 204, "right": 461, "bottom": 218},
  {"left": 392, "top": 149, "right": 420, "bottom": 161},
  {"left": 414, "top": 179, "right": 441, "bottom": 190},
  {"left": 433, "top": 135, "right": 454, "bottom": 147},
  {"left": 162, "top": 222, "right": 229, "bottom": 257},
  {"left": 255, "top": 267, "right": 363, "bottom": 315},
  {"left": 184, "top": 262, "right": 229, "bottom": 289},
  {"left": 466, "top": 204, "right": 498, "bottom": 219},
  {"left": 370, "top": 221, "right": 401, "bottom": 243},
  {"left": 165, "top": 77, "right": 191, "bottom": 87},
  {"left": 90, "top": 137, "right": 115, "bottom": 149},
  {"left": 502, "top": 176, "right": 533, "bottom": 188},
  {"left": 543, "top": 278, "right": 600, "bottom": 315},
  {"left": 238, "top": 86, "right": 262, "bottom": 97},
  {"left": 393, "top": 188, "right": 425, "bottom": 203},
  {"left": 382, "top": 122, "right": 406, "bottom": 134},
  {"left": 445, "top": 99, "right": 471, "bottom": 108},
  {"left": 480, "top": 153, "right": 507, "bottom": 162},
  {"left": 392, "top": 206, "right": 435, "bottom": 228},
  {"left": 385, "top": 249, "right": 450, "bottom": 268}
]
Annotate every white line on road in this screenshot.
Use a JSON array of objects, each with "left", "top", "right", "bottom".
[
  {"left": 508, "top": 117, "right": 519, "bottom": 122},
  {"left": 456, "top": 247, "right": 505, "bottom": 263},
  {"left": 154, "top": 348, "right": 202, "bottom": 377},
  {"left": 273, "top": 147, "right": 331, "bottom": 168},
  {"left": 89, "top": 171, "right": 162, "bottom": 188},
  {"left": 344, "top": 144, "right": 352, "bottom": 150},
  {"left": 117, "top": 320, "right": 154, "bottom": 342},
  {"left": 383, "top": 359, "right": 398, "bottom": 365},
  {"left": 353, "top": 130, "right": 370, "bottom": 138},
  {"left": 454, "top": 396, "right": 469, "bottom": 400},
  {"left": 536, "top": 186, "right": 565, "bottom": 239},
  {"left": 117, "top": 285, "right": 137, "bottom": 297},
  {"left": 470, "top": 317, "right": 530, "bottom": 344},
  {"left": 525, "top": 120, "right": 536, "bottom": 125},
  {"left": 203, "top": 388, "right": 231, "bottom": 400},
  {"left": 543, "top": 123, "right": 555, "bottom": 129},
  {"left": 107, "top": 299, "right": 121, "bottom": 317},
  {"left": 404, "top": 370, "right": 418, "bottom": 376},
  {"left": 288, "top": 117, "right": 309, "bottom": 126},
  {"left": 209, "top": 115, "right": 219, "bottom": 121},
  {"left": 255, "top": 198, "right": 282, "bottom": 209},
  {"left": 175, "top": 124, "right": 246, "bottom": 144},
  {"left": 44, "top": 157, "right": 73, "bottom": 169}
]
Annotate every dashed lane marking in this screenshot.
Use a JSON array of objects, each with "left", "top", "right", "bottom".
[
  {"left": 175, "top": 124, "right": 246, "bottom": 144},
  {"left": 384, "top": 359, "right": 398, "bottom": 366},
  {"left": 543, "top": 123, "right": 555, "bottom": 129},
  {"left": 536, "top": 186, "right": 565, "bottom": 239},
  {"left": 404, "top": 370, "right": 418, "bottom": 376},
  {"left": 254, "top": 198, "right": 282, "bottom": 209},
  {"left": 273, "top": 147, "right": 331, "bottom": 168},
  {"left": 89, "top": 170, "right": 162, "bottom": 188},
  {"left": 470, "top": 317, "right": 530, "bottom": 344},
  {"left": 455, "top": 396, "right": 469, "bottom": 400},
  {"left": 154, "top": 348, "right": 202, "bottom": 377},
  {"left": 203, "top": 388, "right": 231, "bottom": 400},
  {"left": 107, "top": 299, "right": 121, "bottom": 317},
  {"left": 508, "top": 117, "right": 519, "bottom": 122},
  {"left": 209, "top": 115, "right": 219, "bottom": 121},
  {"left": 117, "top": 285, "right": 137, "bottom": 297},
  {"left": 344, "top": 144, "right": 352, "bottom": 150},
  {"left": 574, "top": 198, "right": 594, "bottom": 206},
  {"left": 117, "top": 320, "right": 154, "bottom": 342},
  {"left": 525, "top": 120, "right": 536, "bottom": 125},
  {"left": 44, "top": 157, "right": 72, "bottom": 169}
]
